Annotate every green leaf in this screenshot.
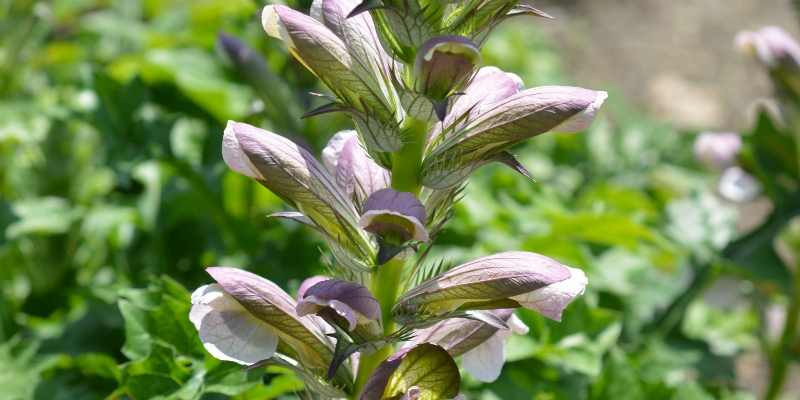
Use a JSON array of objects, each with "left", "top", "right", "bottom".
[
  {"left": 385, "top": 344, "right": 460, "bottom": 400},
  {"left": 141, "top": 48, "right": 252, "bottom": 122},
  {"left": 170, "top": 118, "right": 207, "bottom": 168},
  {"left": 6, "top": 197, "right": 80, "bottom": 239},
  {"left": 682, "top": 300, "right": 758, "bottom": 356},
  {"left": 666, "top": 191, "right": 737, "bottom": 262},
  {"left": 117, "top": 277, "right": 264, "bottom": 399}
]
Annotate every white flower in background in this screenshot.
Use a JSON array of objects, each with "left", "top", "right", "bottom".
[
  {"left": 693, "top": 132, "right": 742, "bottom": 170},
  {"left": 718, "top": 166, "right": 761, "bottom": 203}
]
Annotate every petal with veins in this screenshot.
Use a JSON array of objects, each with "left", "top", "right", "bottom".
[
  {"left": 461, "top": 333, "right": 505, "bottom": 382},
  {"left": 511, "top": 267, "right": 588, "bottom": 321},
  {"left": 190, "top": 284, "right": 278, "bottom": 365}
]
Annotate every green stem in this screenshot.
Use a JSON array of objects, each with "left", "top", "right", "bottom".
[
  {"left": 351, "top": 116, "right": 429, "bottom": 397},
  {"left": 765, "top": 271, "right": 800, "bottom": 400},
  {"left": 351, "top": 233, "right": 407, "bottom": 397},
  {"left": 391, "top": 116, "right": 428, "bottom": 195}
]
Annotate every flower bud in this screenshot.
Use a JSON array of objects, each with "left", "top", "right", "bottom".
[
  {"left": 414, "top": 36, "right": 481, "bottom": 119},
  {"left": 394, "top": 251, "right": 587, "bottom": 322},
  {"left": 693, "top": 132, "right": 742, "bottom": 170},
  {"left": 359, "top": 189, "right": 429, "bottom": 243},
  {"left": 296, "top": 279, "right": 382, "bottom": 334}
]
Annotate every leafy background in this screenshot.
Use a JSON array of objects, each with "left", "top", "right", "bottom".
[{"left": 0, "top": 0, "right": 794, "bottom": 399}]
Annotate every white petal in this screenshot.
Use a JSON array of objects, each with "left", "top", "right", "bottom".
[
  {"left": 553, "top": 91, "right": 608, "bottom": 133},
  {"left": 310, "top": 0, "right": 324, "bottom": 22},
  {"left": 508, "top": 314, "right": 530, "bottom": 335},
  {"left": 461, "top": 332, "right": 506, "bottom": 382},
  {"left": 261, "top": 6, "right": 282, "bottom": 39},
  {"left": 190, "top": 283, "right": 278, "bottom": 365},
  {"left": 321, "top": 130, "right": 358, "bottom": 173},
  {"left": 511, "top": 267, "right": 588, "bottom": 321},
  {"left": 222, "top": 121, "right": 259, "bottom": 179},
  {"left": 718, "top": 166, "right": 761, "bottom": 203}
]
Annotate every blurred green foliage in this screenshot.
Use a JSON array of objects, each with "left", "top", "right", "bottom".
[{"left": 0, "top": 0, "right": 794, "bottom": 399}]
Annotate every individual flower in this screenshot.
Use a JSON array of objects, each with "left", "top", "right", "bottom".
[
  {"left": 394, "top": 251, "right": 587, "bottom": 323},
  {"left": 718, "top": 166, "right": 762, "bottom": 203},
  {"left": 190, "top": 283, "right": 279, "bottom": 365},
  {"left": 222, "top": 121, "right": 374, "bottom": 268},
  {"left": 322, "top": 130, "right": 391, "bottom": 204},
  {"left": 296, "top": 278, "right": 382, "bottom": 335},
  {"left": 693, "top": 132, "right": 742, "bottom": 170},
  {"left": 411, "top": 309, "right": 529, "bottom": 382},
  {"left": 359, "top": 188, "right": 429, "bottom": 243},
  {"left": 189, "top": 268, "right": 341, "bottom": 377},
  {"left": 414, "top": 35, "right": 481, "bottom": 120},
  {"left": 422, "top": 86, "right": 607, "bottom": 189}
]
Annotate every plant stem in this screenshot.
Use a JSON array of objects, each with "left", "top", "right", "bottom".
[
  {"left": 765, "top": 270, "right": 800, "bottom": 400},
  {"left": 391, "top": 116, "right": 428, "bottom": 195},
  {"left": 351, "top": 257, "right": 405, "bottom": 397},
  {"left": 352, "top": 116, "right": 429, "bottom": 397}
]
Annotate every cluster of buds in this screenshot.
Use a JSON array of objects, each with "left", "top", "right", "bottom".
[{"left": 192, "top": 1, "right": 605, "bottom": 398}]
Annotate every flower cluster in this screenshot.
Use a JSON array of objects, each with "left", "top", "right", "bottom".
[{"left": 191, "top": 1, "right": 605, "bottom": 398}]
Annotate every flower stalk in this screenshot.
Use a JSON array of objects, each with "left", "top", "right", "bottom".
[
  {"left": 390, "top": 116, "right": 429, "bottom": 195},
  {"left": 765, "top": 269, "right": 800, "bottom": 400},
  {"left": 190, "top": 2, "right": 606, "bottom": 398}
]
